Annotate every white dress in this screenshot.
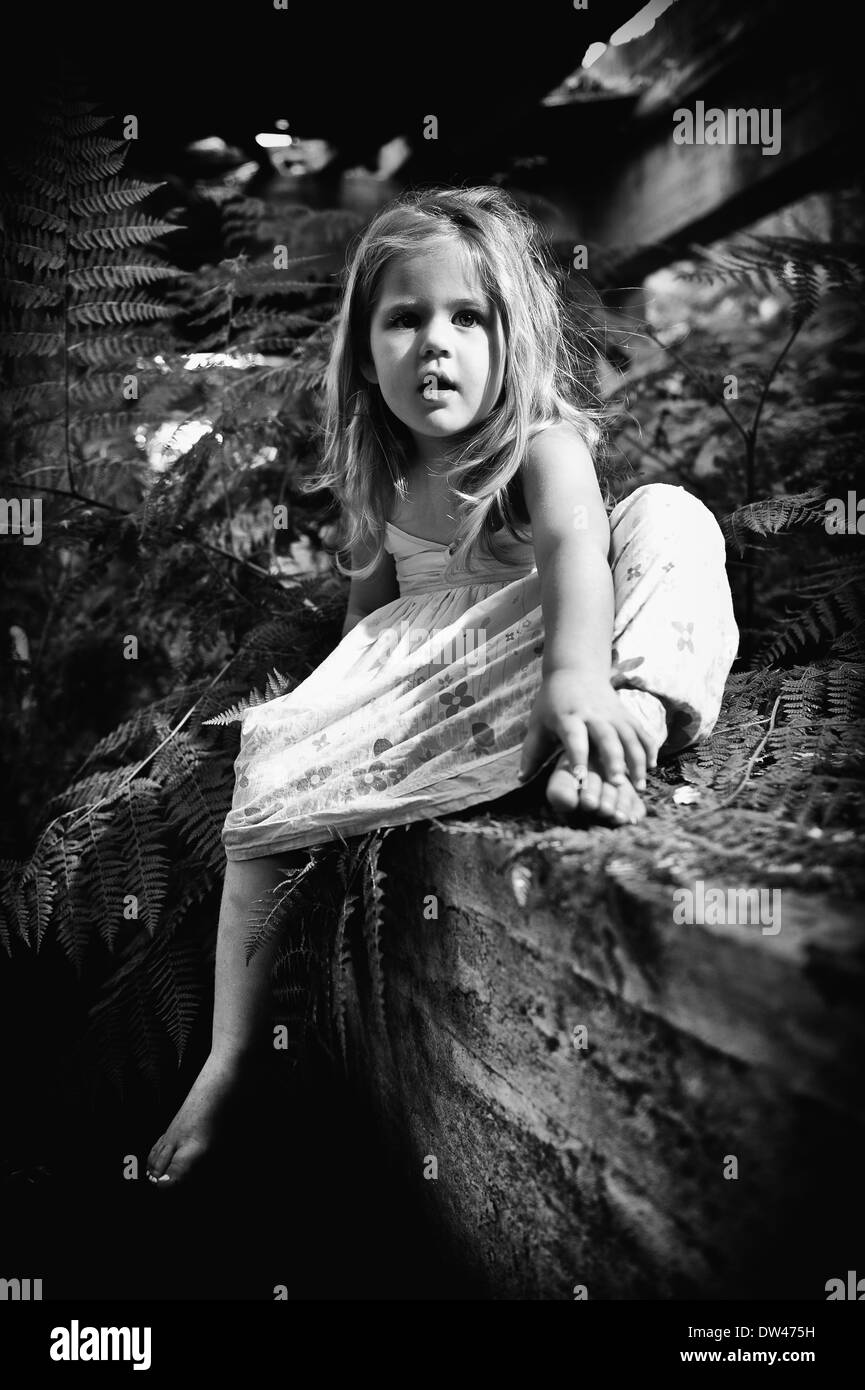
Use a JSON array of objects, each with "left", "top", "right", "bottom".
[{"left": 220, "top": 485, "right": 738, "bottom": 861}]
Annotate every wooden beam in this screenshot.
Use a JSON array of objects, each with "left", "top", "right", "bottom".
[{"left": 518, "top": 1, "right": 861, "bottom": 285}]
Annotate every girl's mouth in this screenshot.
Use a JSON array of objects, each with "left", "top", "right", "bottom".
[{"left": 419, "top": 375, "right": 455, "bottom": 394}]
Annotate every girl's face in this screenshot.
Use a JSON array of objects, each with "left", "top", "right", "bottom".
[{"left": 363, "top": 238, "right": 506, "bottom": 462}]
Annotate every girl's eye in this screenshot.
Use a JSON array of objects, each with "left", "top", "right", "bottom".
[
  {"left": 455, "top": 309, "right": 481, "bottom": 326},
  {"left": 389, "top": 312, "right": 416, "bottom": 328}
]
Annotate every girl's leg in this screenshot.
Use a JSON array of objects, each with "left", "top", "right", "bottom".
[
  {"left": 146, "top": 849, "right": 308, "bottom": 1187},
  {"left": 546, "top": 483, "right": 739, "bottom": 820}
]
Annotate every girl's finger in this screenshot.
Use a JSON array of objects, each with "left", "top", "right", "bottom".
[
  {"left": 586, "top": 721, "right": 627, "bottom": 785},
  {"left": 616, "top": 722, "right": 648, "bottom": 790},
  {"left": 557, "top": 715, "right": 589, "bottom": 785},
  {"left": 517, "top": 721, "right": 554, "bottom": 782},
  {"left": 624, "top": 715, "right": 659, "bottom": 769}
]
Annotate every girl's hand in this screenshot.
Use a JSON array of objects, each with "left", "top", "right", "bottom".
[{"left": 517, "top": 670, "right": 658, "bottom": 791}]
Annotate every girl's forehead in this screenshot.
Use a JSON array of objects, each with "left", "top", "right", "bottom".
[{"left": 377, "top": 239, "right": 487, "bottom": 302}]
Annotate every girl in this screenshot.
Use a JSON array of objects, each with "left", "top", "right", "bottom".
[{"left": 146, "top": 187, "right": 738, "bottom": 1187}]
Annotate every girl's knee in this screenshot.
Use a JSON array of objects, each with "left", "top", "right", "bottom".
[{"left": 611, "top": 483, "right": 725, "bottom": 552}]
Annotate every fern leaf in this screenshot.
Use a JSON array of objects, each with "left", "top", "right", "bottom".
[
  {"left": 142, "top": 932, "right": 201, "bottom": 1063},
  {"left": 66, "top": 152, "right": 127, "bottom": 185},
  {"left": 0, "top": 279, "right": 64, "bottom": 308},
  {"left": 360, "top": 830, "right": 389, "bottom": 1034},
  {"left": 0, "top": 861, "right": 26, "bottom": 956},
  {"left": 69, "top": 181, "right": 165, "bottom": 215},
  {"left": 68, "top": 263, "right": 181, "bottom": 291},
  {"left": 721, "top": 492, "right": 827, "bottom": 555},
  {"left": 18, "top": 856, "right": 57, "bottom": 951},
  {"left": 69, "top": 222, "right": 180, "bottom": 251},
  {"left": 115, "top": 779, "right": 170, "bottom": 938},
  {"left": 40, "top": 827, "right": 87, "bottom": 975},
  {"left": 243, "top": 850, "right": 321, "bottom": 961},
  {"left": 68, "top": 300, "right": 175, "bottom": 326},
  {"left": 332, "top": 882, "right": 358, "bottom": 1068},
  {"left": 0, "top": 331, "right": 64, "bottom": 356},
  {"left": 203, "top": 667, "right": 296, "bottom": 726},
  {"left": 0, "top": 200, "right": 68, "bottom": 233},
  {"left": 67, "top": 335, "right": 169, "bottom": 366}
]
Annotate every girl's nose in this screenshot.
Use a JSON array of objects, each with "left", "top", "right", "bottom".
[{"left": 419, "top": 314, "right": 453, "bottom": 357}]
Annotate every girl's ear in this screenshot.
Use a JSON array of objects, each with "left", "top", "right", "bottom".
[{"left": 359, "top": 356, "right": 379, "bottom": 385}]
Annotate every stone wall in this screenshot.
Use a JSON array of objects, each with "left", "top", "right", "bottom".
[{"left": 334, "top": 808, "right": 865, "bottom": 1300}]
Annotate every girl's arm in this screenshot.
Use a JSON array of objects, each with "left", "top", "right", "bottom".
[
  {"left": 519, "top": 423, "right": 656, "bottom": 787},
  {"left": 340, "top": 532, "right": 399, "bottom": 639}
]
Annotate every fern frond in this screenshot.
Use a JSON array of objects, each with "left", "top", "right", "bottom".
[
  {"left": 757, "top": 583, "right": 865, "bottom": 666},
  {"left": 202, "top": 667, "right": 296, "bottom": 726},
  {"left": 243, "top": 849, "right": 321, "bottom": 961},
  {"left": 721, "top": 491, "right": 826, "bottom": 554},
  {"left": 142, "top": 931, "right": 201, "bottom": 1062},
  {"left": 69, "top": 181, "right": 165, "bottom": 215},
  {"left": 153, "top": 732, "right": 229, "bottom": 870},
  {"left": 360, "top": 829, "right": 389, "bottom": 1034},
  {"left": 69, "top": 263, "right": 181, "bottom": 291},
  {"left": 0, "top": 331, "right": 64, "bottom": 356},
  {"left": 0, "top": 861, "right": 26, "bottom": 956},
  {"left": 69, "top": 221, "right": 180, "bottom": 251},
  {"left": 40, "top": 826, "right": 87, "bottom": 974},
  {"left": 0, "top": 280, "right": 63, "bottom": 309},
  {"left": 67, "top": 335, "right": 170, "bottom": 366},
  {"left": 4, "top": 243, "right": 64, "bottom": 271},
  {"left": 332, "top": 880, "right": 358, "bottom": 1069},
  {"left": 0, "top": 200, "right": 68, "bottom": 233},
  {"left": 115, "top": 779, "right": 170, "bottom": 938},
  {"left": 18, "top": 856, "right": 57, "bottom": 951},
  {"left": 68, "top": 300, "right": 175, "bottom": 326}
]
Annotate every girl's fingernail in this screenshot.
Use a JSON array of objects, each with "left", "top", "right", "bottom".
[
  {"left": 636, "top": 778, "right": 646, "bottom": 791},
  {"left": 612, "top": 773, "right": 626, "bottom": 785},
  {"left": 568, "top": 764, "right": 588, "bottom": 788}
]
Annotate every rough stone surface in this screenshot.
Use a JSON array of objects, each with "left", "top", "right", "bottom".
[{"left": 335, "top": 814, "right": 865, "bottom": 1300}]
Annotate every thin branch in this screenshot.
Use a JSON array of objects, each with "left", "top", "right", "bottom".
[
  {"left": 746, "top": 319, "right": 801, "bottom": 479},
  {"left": 686, "top": 695, "right": 783, "bottom": 825},
  {"left": 643, "top": 323, "right": 751, "bottom": 452},
  {"left": 26, "top": 655, "right": 238, "bottom": 864},
  {"left": 7, "top": 479, "right": 273, "bottom": 579}
]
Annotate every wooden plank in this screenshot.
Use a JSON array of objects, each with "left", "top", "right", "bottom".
[
  {"left": 537, "top": 47, "right": 859, "bottom": 284},
  {"left": 336, "top": 821, "right": 865, "bottom": 1298},
  {"left": 587, "top": 0, "right": 785, "bottom": 119}
]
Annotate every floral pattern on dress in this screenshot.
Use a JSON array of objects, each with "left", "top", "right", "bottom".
[
  {"left": 439, "top": 681, "right": 476, "bottom": 717},
  {"left": 222, "top": 483, "right": 739, "bottom": 861}
]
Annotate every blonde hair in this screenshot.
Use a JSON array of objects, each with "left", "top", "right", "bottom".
[{"left": 302, "top": 185, "right": 608, "bottom": 580}]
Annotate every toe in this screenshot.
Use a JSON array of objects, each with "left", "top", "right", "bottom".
[
  {"left": 146, "top": 1139, "right": 172, "bottom": 1182},
  {"left": 616, "top": 782, "right": 645, "bottom": 824},
  {"left": 156, "top": 1140, "right": 207, "bottom": 1189},
  {"left": 578, "top": 771, "right": 603, "bottom": 812},
  {"left": 545, "top": 753, "right": 581, "bottom": 816}
]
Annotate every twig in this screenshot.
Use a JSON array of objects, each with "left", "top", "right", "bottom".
[
  {"left": 643, "top": 323, "right": 751, "bottom": 453},
  {"left": 686, "top": 694, "right": 783, "bottom": 825},
  {"left": 25, "top": 655, "right": 238, "bottom": 863},
  {"left": 8, "top": 479, "right": 273, "bottom": 579}
]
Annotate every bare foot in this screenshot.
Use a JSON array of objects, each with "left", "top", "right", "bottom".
[
  {"left": 146, "top": 1051, "right": 249, "bottom": 1189},
  {"left": 545, "top": 749, "right": 646, "bottom": 826}
]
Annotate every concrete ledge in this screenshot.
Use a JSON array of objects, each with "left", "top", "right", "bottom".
[{"left": 335, "top": 811, "right": 865, "bottom": 1299}]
